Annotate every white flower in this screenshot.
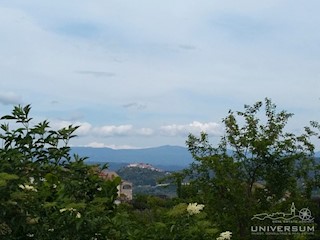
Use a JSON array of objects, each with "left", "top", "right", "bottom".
[
  {"left": 48, "top": 228, "right": 54, "bottom": 232},
  {"left": 19, "top": 184, "right": 37, "bottom": 192},
  {"left": 29, "top": 177, "right": 35, "bottom": 184},
  {"left": 26, "top": 233, "right": 34, "bottom": 238},
  {"left": 187, "top": 203, "right": 205, "bottom": 215},
  {"left": 52, "top": 184, "right": 57, "bottom": 189},
  {"left": 97, "top": 187, "right": 102, "bottom": 191},
  {"left": 24, "top": 185, "right": 37, "bottom": 192},
  {"left": 76, "top": 212, "right": 81, "bottom": 218},
  {"left": 60, "top": 207, "right": 77, "bottom": 214},
  {"left": 217, "top": 231, "right": 232, "bottom": 240}
]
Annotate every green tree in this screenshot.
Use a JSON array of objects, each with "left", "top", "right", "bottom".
[
  {"left": 185, "top": 98, "right": 315, "bottom": 239},
  {"left": 0, "top": 105, "right": 120, "bottom": 239}
]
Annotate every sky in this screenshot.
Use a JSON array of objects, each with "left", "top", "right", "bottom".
[{"left": 0, "top": 1, "right": 320, "bottom": 149}]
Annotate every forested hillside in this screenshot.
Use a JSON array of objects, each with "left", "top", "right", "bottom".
[{"left": 117, "top": 165, "right": 167, "bottom": 186}]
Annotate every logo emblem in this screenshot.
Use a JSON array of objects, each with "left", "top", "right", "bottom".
[{"left": 251, "top": 202, "right": 314, "bottom": 222}]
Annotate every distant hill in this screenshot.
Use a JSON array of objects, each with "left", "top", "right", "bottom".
[
  {"left": 71, "top": 145, "right": 194, "bottom": 169},
  {"left": 72, "top": 146, "right": 320, "bottom": 171},
  {"left": 116, "top": 164, "right": 177, "bottom": 197},
  {"left": 117, "top": 164, "right": 168, "bottom": 186}
]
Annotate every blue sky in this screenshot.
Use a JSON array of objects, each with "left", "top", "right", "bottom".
[{"left": 0, "top": 1, "right": 319, "bottom": 149}]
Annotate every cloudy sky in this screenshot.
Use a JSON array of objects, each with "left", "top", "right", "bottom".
[{"left": 1, "top": 1, "right": 319, "bottom": 149}]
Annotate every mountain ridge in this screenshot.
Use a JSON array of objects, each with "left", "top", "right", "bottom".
[
  {"left": 71, "top": 145, "right": 320, "bottom": 170},
  {"left": 71, "top": 145, "right": 194, "bottom": 167}
]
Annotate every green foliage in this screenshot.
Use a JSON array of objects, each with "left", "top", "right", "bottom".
[
  {"left": 184, "top": 98, "right": 317, "bottom": 239},
  {"left": 0, "top": 172, "right": 18, "bottom": 187},
  {"left": 117, "top": 166, "right": 166, "bottom": 186},
  {"left": 0, "top": 105, "right": 120, "bottom": 239},
  {"left": 117, "top": 166, "right": 178, "bottom": 197},
  {"left": 119, "top": 200, "right": 218, "bottom": 240},
  {"left": 2, "top": 101, "right": 319, "bottom": 239},
  {"left": 0, "top": 105, "right": 220, "bottom": 240}
]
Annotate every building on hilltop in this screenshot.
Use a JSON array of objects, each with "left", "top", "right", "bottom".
[
  {"left": 127, "top": 163, "right": 163, "bottom": 172},
  {"left": 100, "top": 170, "right": 133, "bottom": 201}
]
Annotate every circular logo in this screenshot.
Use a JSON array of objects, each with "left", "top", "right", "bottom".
[{"left": 299, "top": 208, "right": 313, "bottom": 221}]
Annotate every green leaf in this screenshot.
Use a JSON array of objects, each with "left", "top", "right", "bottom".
[
  {"left": 0, "top": 115, "right": 16, "bottom": 120},
  {"left": 0, "top": 172, "right": 19, "bottom": 181}
]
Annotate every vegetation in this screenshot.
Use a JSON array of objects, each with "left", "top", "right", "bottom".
[
  {"left": 117, "top": 166, "right": 167, "bottom": 186},
  {"left": 0, "top": 105, "right": 121, "bottom": 239},
  {"left": 183, "top": 98, "right": 319, "bottom": 239},
  {"left": 0, "top": 99, "right": 319, "bottom": 239},
  {"left": 116, "top": 166, "right": 177, "bottom": 197}
]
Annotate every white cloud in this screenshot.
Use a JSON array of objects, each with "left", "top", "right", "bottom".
[
  {"left": 76, "top": 122, "right": 92, "bottom": 135},
  {"left": 50, "top": 120, "right": 92, "bottom": 135},
  {"left": 94, "top": 124, "right": 133, "bottom": 137},
  {"left": 49, "top": 119, "right": 154, "bottom": 138},
  {"left": 1, "top": 1, "right": 319, "bottom": 148},
  {"left": 0, "top": 92, "right": 22, "bottom": 105},
  {"left": 123, "top": 102, "right": 147, "bottom": 110},
  {"left": 85, "top": 142, "right": 139, "bottom": 149},
  {"left": 93, "top": 125, "right": 154, "bottom": 137},
  {"left": 136, "top": 128, "right": 154, "bottom": 136},
  {"left": 160, "top": 121, "right": 222, "bottom": 137}
]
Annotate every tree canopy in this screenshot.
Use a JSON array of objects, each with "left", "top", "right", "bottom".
[
  {"left": 0, "top": 101, "right": 319, "bottom": 239},
  {"left": 185, "top": 98, "right": 318, "bottom": 239},
  {"left": 0, "top": 105, "right": 120, "bottom": 239}
]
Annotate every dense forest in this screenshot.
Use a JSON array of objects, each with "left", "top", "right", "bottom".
[{"left": 0, "top": 99, "right": 319, "bottom": 239}]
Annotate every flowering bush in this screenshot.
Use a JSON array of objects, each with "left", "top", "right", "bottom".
[
  {"left": 0, "top": 105, "right": 120, "bottom": 239},
  {"left": 0, "top": 105, "right": 241, "bottom": 239},
  {"left": 187, "top": 202, "right": 205, "bottom": 215},
  {"left": 216, "top": 231, "right": 232, "bottom": 240},
  {"left": 117, "top": 200, "right": 219, "bottom": 240}
]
